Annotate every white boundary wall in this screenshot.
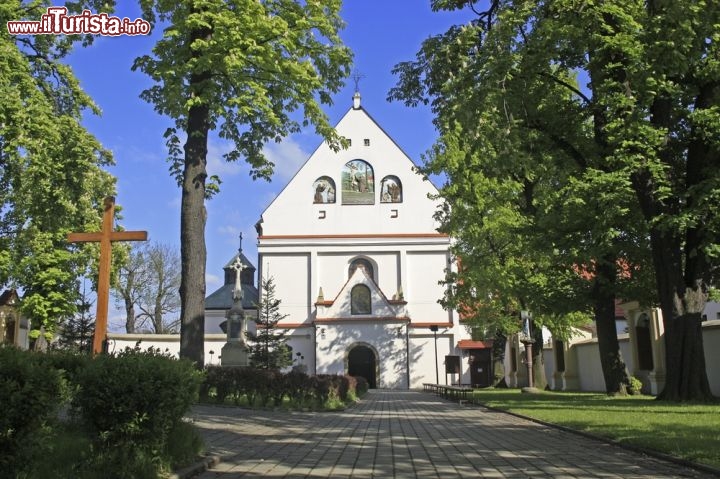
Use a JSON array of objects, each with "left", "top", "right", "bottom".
[{"left": 539, "top": 321, "right": 720, "bottom": 395}]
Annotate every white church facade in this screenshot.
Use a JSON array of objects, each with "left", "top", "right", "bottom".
[
  {"left": 253, "top": 93, "right": 476, "bottom": 389},
  {"left": 109, "top": 93, "right": 487, "bottom": 389}
]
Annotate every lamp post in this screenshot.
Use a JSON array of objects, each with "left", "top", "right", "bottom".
[{"left": 430, "top": 325, "right": 439, "bottom": 384}]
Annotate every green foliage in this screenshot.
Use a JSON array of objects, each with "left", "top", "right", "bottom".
[
  {"left": 0, "top": 347, "right": 63, "bottom": 477},
  {"left": 56, "top": 279, "right": 95, "bottom": 353},
  {"left": 134, "top": 0, "right": 353, "bottom": 181},
  {"left": 131, "top": 0, "right": 352, "bottom": 365},
  {"left": 73, "top": 347, "right": 203, "bottom": 477},
  {"left": 248, "top": 276, "right": 292, "bottom": 370},
  {"left": 628, "top": 376, "right": 643, "bottom": 396},
  {"left": 0, "top": 2, "right": 118, "bottom": 336},
  {"left": 392, "top": 0, "right": 720, "bottom": 399},
  {"left": 354, "top": 375, "right": 369, "bottom": 396},
  {"left": 200, "top": 366, "right": 360, "bottom": 410}
]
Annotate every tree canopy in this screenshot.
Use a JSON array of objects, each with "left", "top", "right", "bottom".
[
  {"left": 134, "top": 0, "right": 352, "bottom": 365},
  {"left": 392, "top": 0, "right": 718, "bottom": 400},
  {"left": 1, "top": 1, "right": 118, "bottom": 337}
]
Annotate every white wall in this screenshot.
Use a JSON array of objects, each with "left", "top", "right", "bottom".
[
  {"left": 259, "top": 105, "right": 441, "bottom": 237},
  {"left": 543, "top": 323, "right": 720, "bottom": 395},
  {"left": 315, "top": 321, "right": 408, "bottom": 388},
  {"left": 703, "top": 322, "right": 720, "bottom": 396},
  {"left": 107, "top": 333, "right": 226, "bottom": 366},
  {"left": 261, "top": 253, "right": 310, "bottom": 324},
  {"left": 406, "top": 251, "right": 450, "bottom": 323}
]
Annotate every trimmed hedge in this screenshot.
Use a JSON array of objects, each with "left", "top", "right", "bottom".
[
  {"left": 201, "top": 366, "right": 365, "bottom": 408},
  {"left": 73, "top": 347, "right": 203, "bottom": 478},
  {"left": 0, "top": 346, "right": 64, "bottom": 477}
]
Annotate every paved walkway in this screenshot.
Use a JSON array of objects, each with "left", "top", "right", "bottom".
[{"left": 188, "top": 390, "right": 714, "bottom": 478}]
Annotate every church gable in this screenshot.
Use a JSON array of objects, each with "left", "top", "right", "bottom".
[
  {"left": 258, "top": 95, "right": 442, "bottom": 237},
  {"left": 315, "top": 264, "right": 407, "bottom": 321}
]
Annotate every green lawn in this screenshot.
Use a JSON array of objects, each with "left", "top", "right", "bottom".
[{"left": 470, "top": 389, "right": 720, "bottom": 469}]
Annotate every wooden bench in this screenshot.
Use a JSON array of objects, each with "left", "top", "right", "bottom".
[{"left": 422, "top": 383, "right": 473, "bottom": 403}]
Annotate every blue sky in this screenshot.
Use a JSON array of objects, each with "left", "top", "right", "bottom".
[{"left": 63, "top": 1, "right": 475, "bottom": 328}]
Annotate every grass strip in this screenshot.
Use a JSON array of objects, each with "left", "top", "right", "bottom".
[{"left": 470, "top": 389, "right": 720, "bottom": 469}]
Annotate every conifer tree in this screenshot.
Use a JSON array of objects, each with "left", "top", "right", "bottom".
[
  {"left": 248, "top": 276, "right": 291, "bottom": 370},
  {"left": 57, "top": 279, "right": 95, "bottom": 353}
]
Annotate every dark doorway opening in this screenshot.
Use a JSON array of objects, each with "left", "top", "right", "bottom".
[
  {"left": 469, "top": 348, "right": 492, "bottom": 388},
  {"left": 348, "top": 345, "right": 377, "bottom": 388}
]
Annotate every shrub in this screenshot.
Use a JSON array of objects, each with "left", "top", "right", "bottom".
[
  {"left": 628, "top": 376, "right": 644, "bottom": 395},
  {"left": 0, "top": 346, "right": 63, "bottom": 477},
  {"left": 199, "top": 369, "right": 363, "bottom": 409},
  {"left": 354, "top": 376, "right": 369, "bottom": 396},
  {"left": 284, "top": 370, "right": 313, "bottom": 405},
  {"left": 74, "top": 347, "right": 203, "bottom": 477}
]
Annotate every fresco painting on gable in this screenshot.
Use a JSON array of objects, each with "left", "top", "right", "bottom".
[
  {"left": 342, "top": 160, "right": 374, "bottom": 205},
  {"left": 313, "top": 176, "right": 336, "bottom": 203},
  {"left": 380, "top": 176, "right": 402, "bottom": 203}
]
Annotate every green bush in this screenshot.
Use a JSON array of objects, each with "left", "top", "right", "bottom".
[
  {"left": 43, "top": 348, "right": 91, "bottom": 387},
  {"left": 354, "top": 376, "right": 369, "bottom": 396},
  {"left": 74, "top": 347, "right": 203, "bottom": 477},
  {"left": 0, "top": 346, "right": 63, "bottom": 477},
  {"left": 199, "top": 368, "right": 361, "bottom": 409}
]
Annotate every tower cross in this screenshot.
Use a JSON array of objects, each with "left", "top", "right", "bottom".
[
  {"left": 351, "top": 69, "right": 365, "bottom": 92},
  {"left": 231, "top": 254, "right": 248, "bottom": 302},
  {"left": 67, "top": 196, "right": 148, "bottom": 355}
]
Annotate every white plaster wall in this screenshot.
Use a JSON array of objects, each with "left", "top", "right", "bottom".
[
  {"left": 406, "top": 251, "right": 450, "bottom": 323},
  {"left": 107, "top": 333, "right": 226, "bottom": 366},
  {"left": 573, "top": 341, "right": 605, "bottom": 392},
  {"left": 408, "top": 330, "right": 459, "bottom": 388},
  {"left": 703, "top": 321, "right": 720, "bottom": 396},
  {"left": 205, "top": 310, "right": 226, "bottom": 334},
  {"left": 704, "top": 302, "right": 720, "bottom": 321},
  {"left": 285, "top": 327, "right": 315, "bottom": 373},
  {"left": 317, "top": 251, "right": 399, "bottom": 300},
  {"left": 259, "top": 106, "right": 441, "bottom": 237},
  {"left": 314, "top": 321, "right": 408, "bottom": 388},
  {"left": 261, "top": 253, "right": 310, "bottom": 324}
]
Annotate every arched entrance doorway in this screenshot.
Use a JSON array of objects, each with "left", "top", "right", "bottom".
[{"left": 348, "top": 345, "right": 377, "bottom": 388}]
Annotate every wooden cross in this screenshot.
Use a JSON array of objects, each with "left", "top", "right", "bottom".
[{"left": 67, "top": 196, "right": 147, "bottom": 355}]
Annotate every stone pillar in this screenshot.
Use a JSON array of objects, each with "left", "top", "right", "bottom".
[
  {"left": 221, "top": 255, "right": 250, "bottom": 367},
  {"left": 620, "top": 301, "right": 666, "bottom": 395},
  {"left": 647, "top": 308, "right": 666, "bottom": 395}
]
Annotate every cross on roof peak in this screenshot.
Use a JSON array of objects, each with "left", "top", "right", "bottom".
[{"left": 351, "top": 69, "right": 364, "bottom": 93}]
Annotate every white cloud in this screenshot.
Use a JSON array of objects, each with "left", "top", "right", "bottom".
[
  {"left": 217, "top": 225, "right": 241, "bottom": 237},
  {"left": 206, "top": 273, "right": 221, "bottom": 287},
  {"left": 206, "top": 139, "right": 243, "bottom": 177},
  {"left": 176, "top": 135, "right": 309, "bottom": 182},
  {"left": 265, "top": 138, "right": 310, "bottom": 181}
]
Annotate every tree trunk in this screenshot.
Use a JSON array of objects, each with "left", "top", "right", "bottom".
[
  {"left": 593, "top": 255, "right": 632, "bottom": 395},
  {"left": 492, "top": 332, "right": 507, "bottom": 387},
  {"left": 179, "top": 97, "right": 208, "bottom": 366},
  {"left": 179, "top": 21, "right": 211, "bottom": 366},
  {"left": 154, "top": 295, "right": 163, "bottom": 334},
  {"left": 531, "top": 320, "right": 547, "bottom": 390},
  {"left": 124, "top": 296, "right": 136, "bottom": 334}
]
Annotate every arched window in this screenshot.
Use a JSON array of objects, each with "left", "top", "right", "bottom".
[
  {"left": 342, "top": 159, "right": 374, "bottom": 205},
  {"left": 380, "top": 175, "right": 402, "bottom": 203},
  {"left": 348, "top": 257, "right": 374, "bottom": 280},
  {"left": 351, "top": 284, "right": 371, "bottom": 315},
  {"left": 312, "top": 176, "right": 336, "bottom": 204}
]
